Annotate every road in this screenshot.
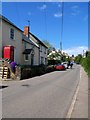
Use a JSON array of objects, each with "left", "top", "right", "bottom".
[{"left": 2, "top": 64, "right": 80, "bottom": 118}]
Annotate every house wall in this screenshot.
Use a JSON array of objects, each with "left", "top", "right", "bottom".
[
  {"left": 1, "top": 19, "right": 47, "bottom": 66},
  {"left": 22, "top": 41, "right": 39, "bottom": 65},
  {"left": 40, "top": 44, "right": 47, "bottom": 65},
  {"left": 30, "top": 34, "right": 47, "bottom": 65},
  {"left": 2, "top": 20, "right": 23, "bottom": 64},
  {"left": 22, "top": 41, "right": 33, "bottom": 65},
  {"left": 34, "top": 46, "right": 39, "bottom": 65},
  {"left": 0, "top": 19, "right": 2, "bottom": 58}
]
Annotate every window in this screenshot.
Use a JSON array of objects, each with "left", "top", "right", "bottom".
[
  {"left": 31, "top": 54, "right": 34, "bottom": 65},
  {"left": 10, "top": 28, "right": 15, "bottom": 40},
  {"left": 44, "top": 48, "right": 46, "bottom": 54},
  {"left": 45, "top": 58, "right": 47, "bottom": 65},
  {"left": 25, "top": 54, "right": 29, "bottom": 61},
  {"left": 41, "top": 57, "right": 44, "bottom": 64},
  {"left": 24, "top": 43, "right": 27, "bottom": 49},
  {"left": 40, "top": 45, "right": 42, "bottom": 52}
]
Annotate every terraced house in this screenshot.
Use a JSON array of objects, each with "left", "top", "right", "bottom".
[{"left": 0, "top": 15, "right": 48, "bottom": 65}]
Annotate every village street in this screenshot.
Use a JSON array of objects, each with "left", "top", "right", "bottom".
[{"left": 0, "top": 64, "right": 83, "bottom": 118}]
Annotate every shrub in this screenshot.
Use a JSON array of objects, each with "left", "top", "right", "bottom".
[
  {"left": 81, "top": 51, "right": 90, "bottom": 77},
  {"left": 20, "top": 65, "right": 46, "bottom": 79},
  {"left": 46, "top": 65, "right": 55, "bottom": 73}
]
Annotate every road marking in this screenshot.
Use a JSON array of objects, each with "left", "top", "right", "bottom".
[{"left": 66, "top": 66, "right": 82, "bottom": 119}]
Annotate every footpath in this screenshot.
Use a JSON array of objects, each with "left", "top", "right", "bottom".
[{"left": 70, "top": 66, "right": 88, "bottom": 118}]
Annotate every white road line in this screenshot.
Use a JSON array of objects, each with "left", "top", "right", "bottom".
[{"left": 66, "top": 66, "right": 82, "bottom": 119}]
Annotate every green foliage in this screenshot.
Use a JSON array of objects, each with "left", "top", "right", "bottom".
[
  {"left": 48, "top": 60, "right": 61, "bottom": 65},
  {"left": 81, "top": 51, "right": 90, "bottom": 77},
  {"left": 46, "top": 65, "right": 55, "bottom": 73},
  {"left": 75, "top": 54, "right": 82, "bottom": 64},
  {"left": 20, "top": 64, "right": 56, "bottom": 80},
  {"left": 42, "top": 40, "right": 55, "bottom": 55}
]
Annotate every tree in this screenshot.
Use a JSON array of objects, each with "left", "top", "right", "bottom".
[
  {"left": 42, "top": 40, "right": 55, "bottom": 55},
  {"left": 82, "top": 51, "right": 90, "bottom": 77},
  {"left": 75, "top": 54, "right": 82, "bottom": 64}
]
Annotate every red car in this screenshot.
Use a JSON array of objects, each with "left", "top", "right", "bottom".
[{"left": 55, "top": 64, "right": 66, "bottom": 71}]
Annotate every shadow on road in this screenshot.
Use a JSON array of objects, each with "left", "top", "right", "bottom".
[
  {"left": 0, "top": 85, "right": 8, "bottom": 89},
  {"left": 21, "top": 84, "right": 30, "bottom": 87}
]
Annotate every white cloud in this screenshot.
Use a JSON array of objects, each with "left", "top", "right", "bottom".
[
  {"left": 63, "top": 46, "right": 88, "bottom": 56},
  {"left": 71, "top": 5, "right": 80, "bottom": 16},
  {"left": 38, "top": 4, "right": 47, "bottom": 10},
  {"left": 28, "top": 12, "right": 31, "bottom": 16},
  {"left": 58, "top": 4, "right": 61, "bottom": 8},
  {"left": 83, "top": 15, "right": 88, "bottom": 21},
  {"left": 71, "top": 5, "right": 79, "bottom": 9},
  {"left": 54, "top": 13, "right": 62, "bottom": 18}
]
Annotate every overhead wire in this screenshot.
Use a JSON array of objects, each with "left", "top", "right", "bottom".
[
  {"left": 60, "top": 1, "right": 64, "bottom": 52},
  {"left": 44, "top": 1, "right": 48, "bottom": 41},
  {"left": 15, "top": 2, "right": 23, "bottom": 30}
]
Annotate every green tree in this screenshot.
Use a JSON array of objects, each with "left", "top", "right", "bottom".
[
  {"left": 82, "top": 51, "right": 90, "bottom": 77},
  {"left": 42, "top": 40, "right": 55, "bottom": 55},
  {"left": 75, "top": 54, "right": 82, "bottom": 64}
]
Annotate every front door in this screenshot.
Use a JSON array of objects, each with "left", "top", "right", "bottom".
[{"left": 31, "top": 54, "right": 34, "bottom": 66}]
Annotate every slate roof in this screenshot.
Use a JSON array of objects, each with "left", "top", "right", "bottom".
[{"left": 0, "top": 14, "right": 48, "bottom": 49}]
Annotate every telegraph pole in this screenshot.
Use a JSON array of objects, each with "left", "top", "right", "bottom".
[
  {"left": 60, "top": 1, "right": 64, "bottom": 53},
  {"left": 60, "top": 1, "right": 64, "bottom": 62}
]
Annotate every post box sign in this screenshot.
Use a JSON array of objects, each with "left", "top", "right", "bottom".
[{"left": 3, "top": 46, "right": 14, "bottom": 61}]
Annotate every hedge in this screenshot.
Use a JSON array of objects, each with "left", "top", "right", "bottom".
[
  {"left": 81, "top": 52, "right": 90, "bottom": 78},
  {"left": 20, "top": 65, "right": 55, "bottom": 80}
]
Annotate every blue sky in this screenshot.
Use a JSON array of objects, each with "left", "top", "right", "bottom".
[{"left": 2, "top": 2, "right": 88, "bottom": 56}]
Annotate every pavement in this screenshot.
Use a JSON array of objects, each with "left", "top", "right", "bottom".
[{"left": 69, "top": 66, "right": 88, "bottom": 118}]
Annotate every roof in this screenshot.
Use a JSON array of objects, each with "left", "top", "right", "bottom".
[
  {"left": 0, "top": 15, "right": 48, "bottom": 49},
  {"left": 23, "top": 49, "right": 32, "bottom": 54},
  {"left": 22, "top": 34, "right": 39, "bottom": 48},
  {"left": 0, "top": 15, "right": 23, "bottom": 32},
  {"left": 30, "top": 33, "right": 48, "bottom": 48},
  {"left": 29, "top": 38, "right": 39, "bottom": 48}
]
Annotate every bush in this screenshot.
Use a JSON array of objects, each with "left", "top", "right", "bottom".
[
  {"left": 30, "top": 65, "right": 46, "bottom": 77},
  {"left": 75, "top": 54, "right": 82, "bottom": 64},
  {"left": 81, "top": 51, "right": 90, "bottom": 77},
  {"left": 46, "top": 65, "right": 55, "bottom": 73},
  {"left": 20, "top": 65, "right": 46, "bottom": 80},
  {"left": 48, "top": 60, "right": 61, "bottom": 65},
  {"left": 19, "top": 64, "right": 56, "bottom": 80}
]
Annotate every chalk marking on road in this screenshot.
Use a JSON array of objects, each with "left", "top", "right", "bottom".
[{"left": 66, "top": 66, "right": 82, "bottom": 119}]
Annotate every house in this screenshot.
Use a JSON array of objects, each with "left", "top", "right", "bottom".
[
  {"left": 23, "top": 26, "right": 48, "bottom": 65},
  {"left": 0, "top": 15, "right": 48, "bottom": 65}
]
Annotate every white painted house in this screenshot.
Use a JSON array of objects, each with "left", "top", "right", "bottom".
[{"left": 0, "top": 15, "right": 48, "bottom": 65}]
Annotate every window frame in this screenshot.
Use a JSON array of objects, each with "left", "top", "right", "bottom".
[
  {"left": 24, "top": 54, "right": 29, "bottom": 61},
  {"left": 9, "top": 28, "right": 15, "bottom": 40}
]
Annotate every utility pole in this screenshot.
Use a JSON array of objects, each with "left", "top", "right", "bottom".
[
  {"left": 60, "top": 1, "right": 64, "bottom": 53},
  {"left": 60, "top": 1, "right": 64, "bottom": 62}
]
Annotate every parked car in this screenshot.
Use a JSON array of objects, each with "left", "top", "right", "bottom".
[
  {"left": 61, "top": 62, "right": 68, "bottom": 69},
  {"left": 55, "top": 64, "right": 66, "bottom": 71}
]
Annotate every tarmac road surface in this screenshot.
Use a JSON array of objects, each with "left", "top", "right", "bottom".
[{"left": 2, "top": 64, "right": 80, "bottom": 118}]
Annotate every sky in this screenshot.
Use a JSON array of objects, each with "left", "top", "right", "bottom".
[{"left": 2, "top": 2, "right": 88, "bottom": 56}]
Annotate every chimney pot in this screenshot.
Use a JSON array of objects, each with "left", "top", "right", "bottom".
[{"left": 24, "top": 26, "right": 29, "bottom": 38}]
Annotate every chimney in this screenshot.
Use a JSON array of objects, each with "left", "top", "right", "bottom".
[{"left": 24, "top": 26, "right": 29, "bottom": 38}]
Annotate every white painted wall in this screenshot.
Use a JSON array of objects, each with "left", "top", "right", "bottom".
[
  {"left": 2, "top": 20, "right": 22, "bottom": 64},
  {"left": 1, "top": 18, "right": 47, "bottom": 66},
  {"left": 0, "top": 19, "right": 2, "bottom": 58}
]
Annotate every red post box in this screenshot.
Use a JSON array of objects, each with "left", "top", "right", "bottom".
[{"left": 3, "top": 45, "right": 14, "bottom": 61}]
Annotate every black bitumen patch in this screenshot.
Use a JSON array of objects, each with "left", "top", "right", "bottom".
[
  {"left": 0, "top": 85, "right": 8, "bottom": 89},
  {"left": 21, "top": 84, "right": 30, "bottom": 87}
]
